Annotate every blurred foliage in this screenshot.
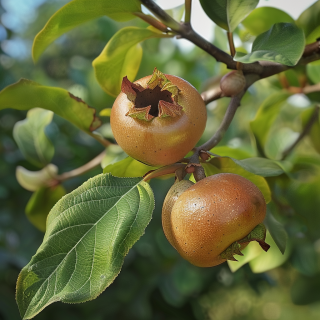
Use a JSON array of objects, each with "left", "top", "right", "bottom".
[{"left": 1, "top": 0, "right": 320, "bottom": 319}]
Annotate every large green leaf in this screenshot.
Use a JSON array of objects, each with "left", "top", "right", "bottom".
[
  {"left": 249, "top": 232, "right": 290, "bottom": 273},
  {"left": 199, "top": 0, "right": 259, "bottom": 32},
  {"left": 26, "top": 186, "right": 66, "bottom": 232},
  {"left": 32, "top": 0, "right": 141, "bottom": 61},
  {"left": 264, "top": 207, "right": 287, "bottom": 254},
  {"left": 250, "top": 91, "right": 291, "bottom": 157},
  {"left": 297, "top": 1, "right": 320, "bottom": 44},
  {"left": 103, "top": 156, "right": 158, "bottom": 177},
  {"left": 234, "top": 23, "right": 305, "bottom": 66},
  {"left": 0, "top": 79, "right": 101, "bottom": 133},
  {"left": 16, "top": 174, "right": 154, "bottom": 319},
  {"left": 93, "top": 27, "right": 171, "bottom": 97},
  {"left": 13, "top": 108, "right": 54, "bottom": 168},
  {"left": 16, "top": 165, "right": 58, "bottom": 192},
  {"left": 242, "top": 7, "right": 294, "bottom": 36},
  {"left": 203, "top": 157, "right": 272, "bottom": 203}
]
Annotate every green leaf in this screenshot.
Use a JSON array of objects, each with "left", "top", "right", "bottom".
[
  {"left": 242, "top": 7, "right": 294, "bottom": 36},
  {"left": 32, "top": 0, "right": 141, "bottom": 61},
  {"left": 16, "top": 165, "right": 58, "bottom": 192},
  {"left": 249, "top": 232, "right": 291, "bottom": 273},
  {"left": 13, "top": 108, "right": 54, "bottom": 168},
  {"left": 0, "top": 79, "right": 101, "bottom": 133},
  {"left": 101, "top": 145, "right": 127, "bottom": 169},
  {"left": 199, "top": 0, "right": 259, "bottom": 32},
  {"left": 231, "top": 157, "right": 286, "bottom": 177},
  {"left": 203, "top": 157, "right": 272, "bottom": 203},
  {"left": 234, "top": 23, "right": 305, "bottom": 66},
  {"left": 297, "top": 1, "right": 320, "bottom": 44},
  {"left": 307, "top": 63, "right": 320, "bottom": 84},
  {"left": 16, "top": 174, "right": 154, "bottom": 319},
  {"left": 210, "top": 146, "right": 252, "bottom": 160},
  {"left": 291, "top": 273, "right": 320, "bottom": 305},
  {"left": 93, "top": 27, "right": 171, "bottom": 97},
  {"left": 99, "top": 108, "right": 112, "bottom": 117},
  {"left": 26, "top": 186, "right": 66, "bottom": 232},
  {"left": 301, "top": 107, "right": 320, "bottom": 154},
  {"left": 103, "top": 156, "right": 158, "bottom": 177},
  {"left": 227, "top": 241, "right": 262, "bottom": 273},
  {"left": 264, "top": 207, "right": 287, "bottom": 254},
  {"left": 250, "top": 91, "right": 291, "bottom": 157}
]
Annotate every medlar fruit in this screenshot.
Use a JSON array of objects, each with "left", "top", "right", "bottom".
[
  {"left": 110, "top": 68, "right": 207, "bottom": 166},
  {"left": 162, "top": 173, "right": 269, "bottom": 267}
]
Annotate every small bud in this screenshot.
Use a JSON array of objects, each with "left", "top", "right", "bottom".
[{"left": 220, "top": 70, "right": 246, "bottom": 97}]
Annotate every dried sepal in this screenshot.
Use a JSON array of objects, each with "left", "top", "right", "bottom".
[
  {"left": 121, "top": 76, "right": 144, "bottom": 102},
  {"left": 220, "top": 242, "right": 242, "bottom": 261},
  {"left": 125, "top": 105, "right": 154, "bottom": 121},
  {"left": 147, "top": 67, "right": 169, "bottom": 89},
  {"left": 123, "top": 68, "right": 184, "bottom": 121},
  {"left": 161, "top": 82, "right": 180, "bottom": 102},
  {"left": 219, "top": 223, "right": 270, "bottom": 261},
  {"left": 158, "top": 100, "right": 183, "bottom": 118}
]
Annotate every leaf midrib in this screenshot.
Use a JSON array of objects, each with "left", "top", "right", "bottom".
[{"left": 24, "top": 180, "right": 141, "bottom": 318}]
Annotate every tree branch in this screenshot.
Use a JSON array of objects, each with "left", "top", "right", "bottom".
[
  {"left": 139, "top": 0, "right": 181, "bottom": 30},
  {"left": 198, "top": 92, "right": 245, "bottom": 151},
  {"left": 56, "top": 150, "right": 106, "bottom": 182},
  {"left": 281, "top": 105, "right": 320, "bottom": 160},
  {"left": 201, "top": 86, "right": 222, "bottom": 104}
]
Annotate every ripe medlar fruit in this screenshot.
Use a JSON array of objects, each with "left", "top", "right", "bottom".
[
  {"left": 110, "top": 68, "right": 207, "bottom": 167},
  {"left": 162, "top": 173, "right": 269, "bottom": 267},
  {"left": 220, "top": 70, "right": 246, "bottom": 96}
]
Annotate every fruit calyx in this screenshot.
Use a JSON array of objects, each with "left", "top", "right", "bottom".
[
  {"left": 122, "top": 68, "right": 183, "bottom": 121},
  {"left": 219, "top": 223, "right": 270, "bottom": 261}
]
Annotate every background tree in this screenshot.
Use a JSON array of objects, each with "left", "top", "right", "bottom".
[{"left": 1, "top": 0, "right": 320, "bottom": 319}]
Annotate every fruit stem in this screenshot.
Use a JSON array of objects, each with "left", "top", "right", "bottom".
[
  {"left": 227, "top": 32, "right": 236, "bottom": 57},
  {"left": 281, "top": 104, "right": 320, "bottom": 160},
  {"left": 184, "top": 0, "right": 192, "bottom": 24},
  {"left": 143, "top": 163, "right": 186, "bottom": 181}
]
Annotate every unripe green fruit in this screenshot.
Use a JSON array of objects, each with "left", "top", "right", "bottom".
[{"left": 220, "top": 70, "right": 246, "bottom": 96}]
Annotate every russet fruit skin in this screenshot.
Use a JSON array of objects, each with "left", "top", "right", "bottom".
[
  {"left": 164, "top": 173, "right": 266, "bottom": 267},
  {"left": 111, "top": 74, "right": 207, "bottom": 167},
  {"left": 220, "top": 70, "right": 246, "bottom": 97},
  {"left": 162, "top": 180, "right": 194, "bottom": 249}
]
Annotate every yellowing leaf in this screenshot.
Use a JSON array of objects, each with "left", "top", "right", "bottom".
[{"left": 93, "top": 27, "right": 172, "bottom": 97}]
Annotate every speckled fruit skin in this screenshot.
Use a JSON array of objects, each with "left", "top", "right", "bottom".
[
  {"left": 162, "top": 180, "right": 194, "bottom": 249},
  {"left": 220, "top": 70, "right": 246, "bottom": 97},
  {"left": 166, "top": 173, "right": 266, "bottom": 267},
  {"left": 111, "top": 75, "right": 207, "bottom": 167}
]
